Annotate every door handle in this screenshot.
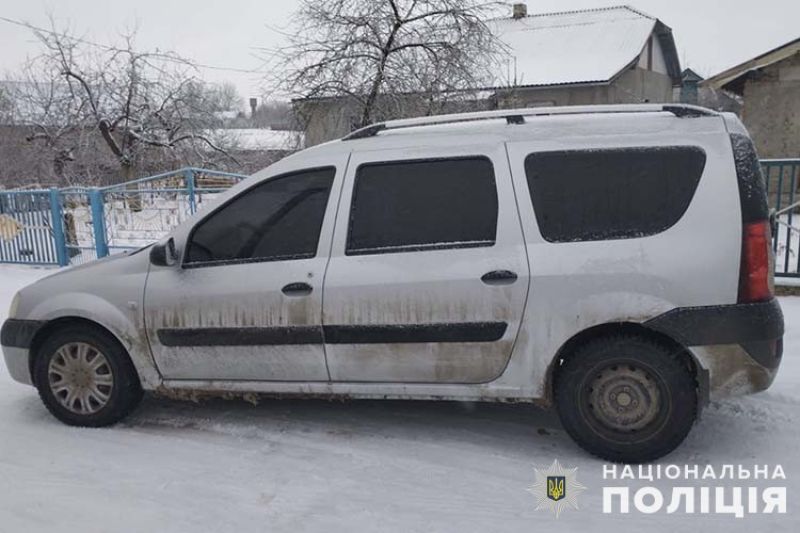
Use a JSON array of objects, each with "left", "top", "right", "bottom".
[
  {"left": 281, "top": 282, "right": 313, "bottom": 296},
  {"left": 481, "top": 270, "right": 518, "bottom": 286}
]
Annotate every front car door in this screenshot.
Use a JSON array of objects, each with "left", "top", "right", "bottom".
[
  {"left": 322, "top": 142, "right": 530, "bottom": 383},
  {"left": 144, "top": 154, "right": 347, "bottom": 381}
]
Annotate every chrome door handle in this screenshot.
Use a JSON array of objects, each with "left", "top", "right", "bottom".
[
  {"left": 481, "top": 270, "right": 518, "bottom": 286},
  {"left": 281, "top": 282, "right": 313, "bottom": 296}
]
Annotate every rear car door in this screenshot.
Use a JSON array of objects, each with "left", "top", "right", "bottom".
[
  {"left": 322, "top": 143, "right": 530, "bottom": 383},
  {"left": 144, "top": 155, "right": 347, "bottom": 381}
]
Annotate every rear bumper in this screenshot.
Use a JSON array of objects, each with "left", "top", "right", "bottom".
[
  {"left": 645, "top": 298, "right": 783, "bottom": 368},
  {"left": 646, "top": 298, "right": 784, "bottom": 398}
]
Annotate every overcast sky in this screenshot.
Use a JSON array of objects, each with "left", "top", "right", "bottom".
[{"left": 1, "top": 0, "right": 798, "bottom": 105}]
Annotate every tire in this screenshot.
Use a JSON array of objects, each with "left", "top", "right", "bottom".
[
  {"left": 554, "top": 334, "right": 697, "bottom": 463},
  {"left": 33, "top": 324, "right": 144, "bottom": 427}
]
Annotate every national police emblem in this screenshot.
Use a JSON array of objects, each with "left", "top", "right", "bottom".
[{"left": 529, "top": 460, "right": 586, "bottom": 517}]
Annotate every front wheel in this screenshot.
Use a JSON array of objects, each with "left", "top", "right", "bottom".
[
  {"left": 554, "top": 335, "right": 697, "bottom": 463},
  {"left": 33, "top": 324, "right": 143, "bottom": 427}
]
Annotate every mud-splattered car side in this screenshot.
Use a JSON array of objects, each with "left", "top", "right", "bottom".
[{"left": 2, "top": 104, "right": 783, "bottom": 462}]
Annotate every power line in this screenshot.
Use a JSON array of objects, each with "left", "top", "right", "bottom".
[{"left": 0, "top": 15, "right": 267, "bottom": 75}]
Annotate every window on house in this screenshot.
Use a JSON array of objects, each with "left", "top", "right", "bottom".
[
  {"left": 347, "top": 157, "right": 498, "bottom": 255},
  {"left": 524, "top": 147, "right": 706, "bottom": 242}
]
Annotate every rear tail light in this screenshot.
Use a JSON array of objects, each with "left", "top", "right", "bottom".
[{"left": 738, "top": 220, "right": 772, "bottom": 303}]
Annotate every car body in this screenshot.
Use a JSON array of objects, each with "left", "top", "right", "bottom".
[{"left": 1, "top": 104, "right": 784, "bottom": 461}]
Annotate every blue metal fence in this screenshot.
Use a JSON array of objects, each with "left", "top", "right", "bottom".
[
  {"left": 97, "top": 167, "right": 246, "bottom": 258},
  {"left": 0, "top": 168, "right": 246, "bottom": 266}
]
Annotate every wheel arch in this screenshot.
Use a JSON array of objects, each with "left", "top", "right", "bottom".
[
  {"left": 544, "top": 321, "right": 707, "bottom": 407},
  {"left": 28, "top": 316, "right": 137, "bottom": 387}
]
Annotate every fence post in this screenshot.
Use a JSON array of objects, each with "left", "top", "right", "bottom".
[
  {"left": 48, "top": 188, "right": 68, "bottom": 266},
  {"left": 89, "top": 188, "right": 109, "bottom": 258},
  {"left": 184, "top": 168, "right": 196, "bottom": 214}
]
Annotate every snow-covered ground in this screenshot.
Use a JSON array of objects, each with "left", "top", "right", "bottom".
[{"left": 0, "top": 265, "right": 797, "bottom": 532}]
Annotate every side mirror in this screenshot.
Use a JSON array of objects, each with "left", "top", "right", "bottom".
[{"left": 150, "top": 237, "right": 178, "bottom": 267}]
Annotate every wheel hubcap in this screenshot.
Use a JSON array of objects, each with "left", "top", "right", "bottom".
[
  {"left": 48, "top": 342, "right": 114, "bottom": 415},
  {"left": 588, "top": 364, "right": 660, "bottom": 432}
]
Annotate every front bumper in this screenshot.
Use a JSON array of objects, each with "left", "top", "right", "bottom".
[
  {"left": 645, "top": 298, "right": 784, "bottom": 399},
  {"left": 2, "top": 346, "right": 32, "bottom": 385},
  {"left": 1, "top": 319, "right": 45, "bottom": 386}
]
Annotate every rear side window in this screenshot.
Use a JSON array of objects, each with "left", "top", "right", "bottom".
[
  {"left": 525, "top": 147, "right": 706, "bottom": 243},
  {"left": 347, "top": 157, "right": 498, "bottom": 255},
  {"left": 185, "top": 167, "right": 335, "bottom": 265}
]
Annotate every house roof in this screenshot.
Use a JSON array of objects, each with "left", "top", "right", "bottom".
[
  {"left": 681, "top": 68, "right": 704, "bottom": 83},
  {"left": 488, "top": 5, "right": 681, "bottom": 88},
  {"left": 204, "top": 129, "right": 304, "bottom": 151},
  {"left": 702, "top": 36, "right": 800, "bottom": 94}
]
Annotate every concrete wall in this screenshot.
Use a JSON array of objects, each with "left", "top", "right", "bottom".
[
  {"left": 495, "top": 67, "right": 673, "bottom": 109},
  {"left": 611, "top": 68, "right": 674, "bottom": 104},
  {"left": 297, "top": 99, "right": 360, "bottom": 147},
  {"left": 298, "top": 96, "right": 494, "bottom": 147},
  {"left": 741, "top": 53, "right": 800, "bottom": 158},
  {"left": 494, "top": 83, "right": 610, "bottom": 108},
  {"left": 299, "top": 67, "right": 675, "bottom": 146}
]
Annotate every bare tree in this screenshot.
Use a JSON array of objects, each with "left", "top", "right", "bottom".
[
  {"left": 266, "top": 0, "right": 506, "bottom": 129},
  {"left": 0, "top": 85, "right": 13, "bottom": 124},
  {"left": 14, "top": 20, "right": 240, "bottom": 184},
  {"left": 4, "top": 70, "right": 86, "bottom": 184}
]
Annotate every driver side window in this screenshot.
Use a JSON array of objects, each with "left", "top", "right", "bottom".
[{"left": 185, "top": 167, "right": 335, "bottom": 266}]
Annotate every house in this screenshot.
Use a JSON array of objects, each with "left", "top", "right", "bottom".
[
  {"left": 675, "top": 68, "right": 741, "bottom": 114},
  {"left": 487, "top": 4, "right": 680, "bottom": 108},
  {"left": 679, "top": 68, "right": 704, "bottom": 104},
  {"left": 200, "top": 128, "right": 305, "bottom": 176},
  {"left": 298, "top": 3, "right": 682, "bottom": 146},
  {"left": 703, "top": 37, "right": 800, "bottom": 158},
  {"left": 204, "top": 129, "right": 304, "bottom": 152}
]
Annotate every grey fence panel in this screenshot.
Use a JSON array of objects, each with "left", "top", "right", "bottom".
[{"left": 60, "top": 189, "right": 99, "bottom": 265}]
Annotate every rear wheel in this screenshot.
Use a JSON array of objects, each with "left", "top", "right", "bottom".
[
  {"left": 33, "top": 324, "right": 143, "bottom": 427},
  {"left": 554, "top": 334, "right": 697, "bottom": 463}
]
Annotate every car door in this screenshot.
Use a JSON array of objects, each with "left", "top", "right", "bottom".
[
  {"left": 144, "top": 156, "right": 346, "bottom": 381},
  {"left": 322, "top": 142, "right": 530, "bottom": 383}
]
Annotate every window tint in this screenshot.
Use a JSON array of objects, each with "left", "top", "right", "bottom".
[
  {"left": 186, "top": 167, "right": 335, "bottom": 265},
  {"left": 347, "top": 157, "right": 498, "bottom": 255},
  {"left": 525, "top": 147, "right": 706, "bottom": 243}
]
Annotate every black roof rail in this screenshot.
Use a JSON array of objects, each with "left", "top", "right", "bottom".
[
  {"left": 662, "top": 104, "right": 717, "bottom": 118},
  {"left": 344, "top": 123, "right": 387, "bottom": 140}
]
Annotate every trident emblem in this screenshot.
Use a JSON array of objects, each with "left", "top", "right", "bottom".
[{"left": 547, "top": 476, "right": 566, "bottom": 501}]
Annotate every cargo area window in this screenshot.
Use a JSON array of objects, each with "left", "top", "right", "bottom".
[
  {"left": 524, "top": 147, "right": 706, "bottom": 243},
  {"left": 346, "top": 157, "right": 498, "bottom": 255},
  {"left": 185, "top": 167, "right": 335, "bottom": 266}
]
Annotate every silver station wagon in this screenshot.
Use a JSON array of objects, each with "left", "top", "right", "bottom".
[{"left": 2, "top": 104, "right": 784, "bottom": 462}]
